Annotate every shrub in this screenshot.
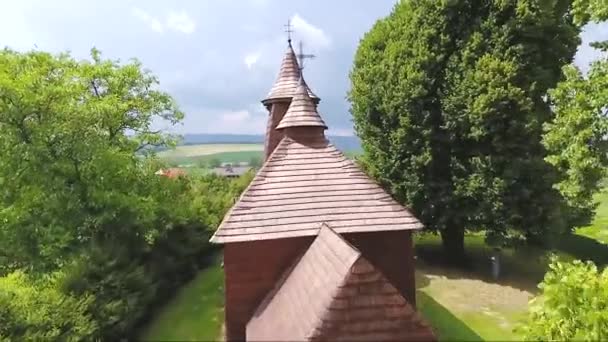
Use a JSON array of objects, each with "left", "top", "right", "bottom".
[
  {"left": 0, "top": 271, "right": 97, "bottom": 341},
  {"left": 522, "top": 256, "right": 608, "bottom": 341}
]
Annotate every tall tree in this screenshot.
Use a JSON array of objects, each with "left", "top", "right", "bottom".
[
  {"left": 349, "top": 0, "right": 580, "bottom": 259},
  {"left": 543, "top": 0, "right": 608, "bottom": 229},
  {"left": 0, "top": 48, "right": 183, "bottom": 272}
]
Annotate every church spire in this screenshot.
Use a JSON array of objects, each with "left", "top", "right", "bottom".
[
  {"left": 276, "top": 74, "right": 327, "bottom": 131},
  {"left": 262, "top": 30, "right": 318, "bottom": 104}
]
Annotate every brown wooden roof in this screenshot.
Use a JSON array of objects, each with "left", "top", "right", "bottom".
[
  {"left": 263, "top": 42, "right": 317, "bottom": 103},
  {"left": 210, "top": 135, "right": 422, "bottom": 243},
  {"left": 276, "top": 79, "right": 326, "bottom": 129},
  {"left": 246, "top": 225, "right": 435, "bottom": 341}
]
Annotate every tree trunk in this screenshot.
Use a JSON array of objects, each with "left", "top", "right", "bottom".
[{"left": 440, "top": 227, "right": 466, "bottom": 265}]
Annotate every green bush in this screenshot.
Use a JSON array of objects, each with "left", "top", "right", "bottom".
[
  {"left": 57, "top": 173, "right": 251, "bottom": 340},
  {"left": 522, "top": 257, "right": 608, "bottom": 341},
  {"left": 0, "top": 271, "right": 97, "bottom": 341}
]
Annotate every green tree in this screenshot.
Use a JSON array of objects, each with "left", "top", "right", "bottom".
[
  {"left": 349, "top": 0, "right": 580, "bottom": 259},
  {"left": 208, "top": 158, "right": 222, "bottom": 168},
  {"left": 543, "top": 0, "right": 608, "bottom": 229},
  {"left": 0, "top": 48, "right": 183, "bottom": 272},
  {"left": 249, "top": 155, "right": 263, "bottom": 168},
  {"left": 522, "top": 257, "right": 608, "bottom": 341}
]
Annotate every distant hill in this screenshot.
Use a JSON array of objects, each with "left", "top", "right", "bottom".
[{"left": 181, "top": 134, "right": 362, "bottom": 152}]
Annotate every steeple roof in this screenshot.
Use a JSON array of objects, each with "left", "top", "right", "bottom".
[
  {"left": 263, "top": 42, "right": 317, "bottom": 103},
  {"left": 246, "top": 225, "right": 436, "bottom": 341},
  {"left": 276, "top": 77, "right": 326, "bottom": 130},
  {"left": 210, "top": 135, "right": 422, "bottom": 243}
]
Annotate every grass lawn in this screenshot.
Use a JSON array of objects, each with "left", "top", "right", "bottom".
[
  {"left": 575, "top": 190, "right": 608, "bottom": 244},
  {"left": 138, "top": 256, "right": 224, "bottom": 342},
  {"left": 414, "top": 190, "right": 608, "bottom": 341}
]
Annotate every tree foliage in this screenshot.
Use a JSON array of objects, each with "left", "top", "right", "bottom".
[
  {"left": 542, "top": 0, "right": 608, "bottom": 229},
  {"left": 0, "top": 48, "right": 183, "bottom": 272},
  {"left": 0, "top": 271, "right": 97, "bottom": 341},
  {"left": 349, "top": 0, "right": 581, "bottom": 257},
  {"left": 0, "top": 48, "right": 255, "bottom": 339},
  {"left": 522, "top": 257, "right": 608, "bottom": 341},
  {"left": 543, "top": 61, "right": 608, "bottom": 228}
]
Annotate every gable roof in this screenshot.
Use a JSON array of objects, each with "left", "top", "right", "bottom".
[
  {"left": 246, "top": 225, "right": 435, "bottom": 341},
  {"left": 276, "top": 78, "right": 327, "bottom": 130},
  {"left": 210, "top": 136, "right": 422, "bottom": 244},
  {"left": 263, "top": 42, "right": 317, "bottom": 103}
]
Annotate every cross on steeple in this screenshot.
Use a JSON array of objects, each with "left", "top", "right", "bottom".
[
  {"left": 296, "top": 41, "right": 316, "bottom": 71},
  {"left": 284, "top": 19, "right": 294, "bottom": 43}
]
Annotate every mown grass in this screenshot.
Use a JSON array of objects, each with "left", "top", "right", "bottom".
[
  {"left": 138, "top": 256, "right": 224, "bottom": 342},
  {"left": 413, "top": 189, "right": 608, "bottom": 341},
  {"left": 417, "top": 291, "right": 484, "bottom": 341}
]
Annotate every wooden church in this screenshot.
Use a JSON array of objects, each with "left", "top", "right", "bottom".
[{"left": 210, "top": 36, "right": 436, "bottom": 342}]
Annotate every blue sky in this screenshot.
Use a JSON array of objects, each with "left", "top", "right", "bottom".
[{"left": 0, "top": 0, "right": 606, "bottom": 136}]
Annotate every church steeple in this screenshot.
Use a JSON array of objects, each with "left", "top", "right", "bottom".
[
  {"left": 276, "top": 75, "right": 326, "bottom": 132},
  {"left": 262, "top": 41, "right": 317, "bottom": 104},
  {"left": 262, "top": 29, "right": 319, "bottom": 161}
]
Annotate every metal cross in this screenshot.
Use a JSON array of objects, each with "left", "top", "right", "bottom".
[
  {"left": 284, "top": 19, "right": 294, "bottom": 43},
  {"left": 296, "top": 41, "right": 316, "bottom": 70}
]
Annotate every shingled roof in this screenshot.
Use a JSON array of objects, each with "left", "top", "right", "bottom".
[
  {"left": 276, "top": 78, "right": 326, "bottom": 129},
  {"left": 210, "top": 135, "right": 422, "bottom": 243},
  {"left": 211, "top": 73, "right": 422, "bottom": 243},
  {"left": 247, "top": 225, "right": 435, "bottom": 341},
  {"left": 263, "top": 42, "right": 317, "bottom": 103}
]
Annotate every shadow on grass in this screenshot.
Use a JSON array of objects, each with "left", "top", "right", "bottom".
[
  {"left": 415, "top": 234, "right": 546, "bottom": 293},
  {"left": 417, "top": 291, "right": 483, "bottom": 342},
  {"left": 555, "top": 233, "right": 608, "bottom": 266}
]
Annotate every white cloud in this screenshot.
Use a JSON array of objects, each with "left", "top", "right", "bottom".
[
  {"left": 244, "top": 51, "right": 261, "bottom": 69},
  {"left": 166, "top": 10, "right": 196, "bottom": 34},
  {"left": 181, "top": 106, "right": 267, "bottom": 134},
  {"left": 132, "top": 7, "right": 164, "bottom": 33},
  {"left": 249, "top": 0, "right": 270, "bottom": 6},
  {"left": 131, "top": 8, "right": 196, "bottom": 34},
  {"left": 291, "top": 14, "right": 331, "bottom": 49},
  {"left": 328, "top": 127, "right": 355, "bottom": 137},
  {"left": 217, "top": 109, "right": 266, "bottom": 134},
  {"left": 575, "top": 23, "right": 608, "bottom": 73}
]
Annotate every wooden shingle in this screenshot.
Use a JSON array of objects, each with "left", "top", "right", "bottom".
[
  {"left": 276, "top": 79, "right": 326, "bottom": 129},
  {"left": 210, "top": 135, "right": 422, "bottom": 243},
  {"left": 263, "top": 42, "right": 317, "bottom": 103},
  {"left": 246, "top": 225, "right": 435, "bottom": 341}
]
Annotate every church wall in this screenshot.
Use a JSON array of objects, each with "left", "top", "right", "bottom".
[
  {"left": 345, "top": 230, "right": 417, "bottom": 307},
  {"left": 223, "top": 236, "right": 313, "bottom": 341}
]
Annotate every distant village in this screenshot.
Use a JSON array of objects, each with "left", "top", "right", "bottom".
[{"left": 156, "top": 161, "right": 255, "bottom": 179}]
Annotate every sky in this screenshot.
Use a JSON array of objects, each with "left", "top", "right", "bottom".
[{"left": 0, "top": 0, "right": 606, "bottom": 137}]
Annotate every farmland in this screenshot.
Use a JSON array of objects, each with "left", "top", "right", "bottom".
[{"left": 158, "top": 143, "right": 361, "bottom": 169}]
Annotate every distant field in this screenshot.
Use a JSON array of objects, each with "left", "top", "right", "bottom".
[
  {"left": 159, "top": 143, "right": 360, "bottom": 167},
  {"left": 159, "top": 144, "right": 262, "bottom": 158},
  {"left": 162, "top": 151, "right": 262, "bottom": 167}
]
